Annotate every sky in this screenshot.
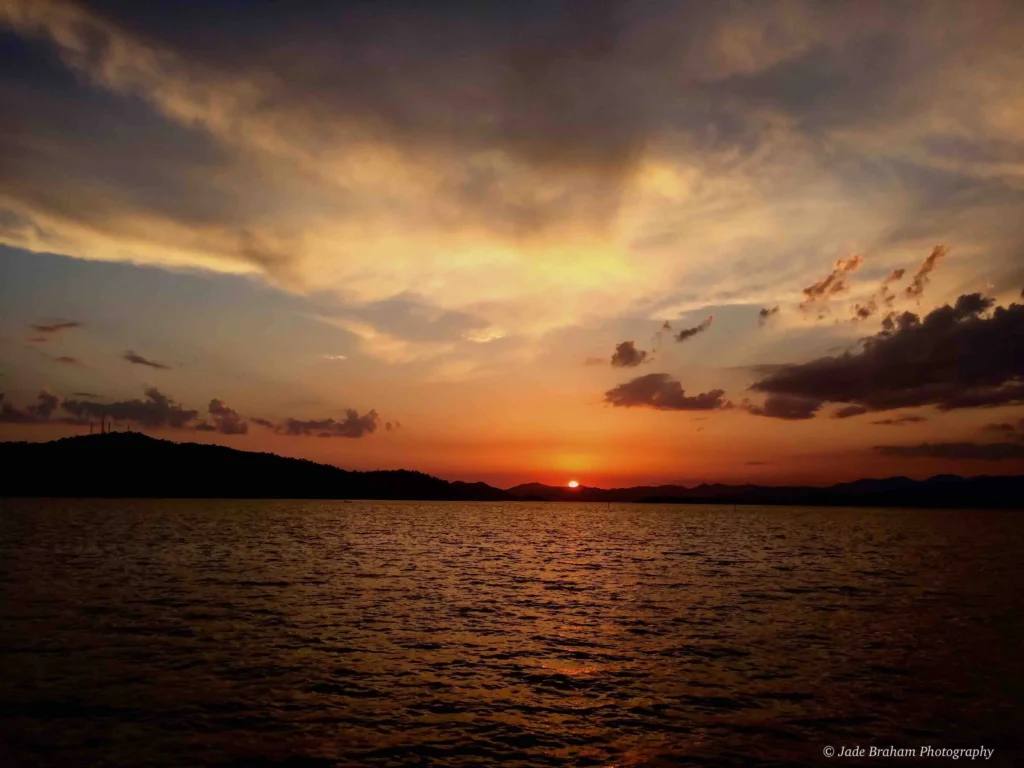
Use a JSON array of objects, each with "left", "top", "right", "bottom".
[{"left": 1, "top": 0, "right": 1023, "bottom": 488}]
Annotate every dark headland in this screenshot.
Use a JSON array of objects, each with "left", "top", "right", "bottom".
[{"left": 1, "top": 432, "right": 1022, "bottom": 508}]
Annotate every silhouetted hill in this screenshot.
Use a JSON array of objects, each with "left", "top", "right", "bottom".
[
  {"left": 0, "top": 433, "right": 516, "bottom": 501},
  {"left": 507, "top": 476, "right": 1024, "bottom": 509}
]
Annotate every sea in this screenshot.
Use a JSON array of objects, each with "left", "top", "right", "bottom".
[{"left": 1, "top": 500, "right": 1022, "bottom": 767}]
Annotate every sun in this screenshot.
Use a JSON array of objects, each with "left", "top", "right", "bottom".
[{"left": 567, "top": 480, "right": 579, "bottom": 488}]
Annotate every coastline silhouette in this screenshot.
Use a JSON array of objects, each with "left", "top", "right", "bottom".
[{"left": 2, "top": 432, "right": 1021, "bottom": 508}]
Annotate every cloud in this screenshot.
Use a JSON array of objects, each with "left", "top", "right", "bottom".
[
  {"left": 981, "top": 422, "right": 1017, "bottom": 434},
  {"left": 751, "top": 293, "right": 1024, "bottom": 414},
  {"left": 799, "top": 254, "right": 864, "bottom": 311},
  {"left": 604, "top": 373, "right": 729, "bottom": 411},
  {"left": 62, "top": 387, "right": 198, "bottom": 428},
  {"left": 314, "top": 316, "right": 454, "bottom": 365},
  {"left": 199, "top": 398, "right": 249, "bottom": 435},
  {"left": 53, "top": 355, "right": 82, "bottom": 365},
  {"left": 757, "top": 306, "right": 780, "bottom": 327},
  {"left": 883, "top": 269, "right": 906, "bottom": 286},
  {"left": 0, "top": 392, "right": 37, "bottom": 423},
  {"left": 30, "top": 320, "right": 82, "bottom": 335},
  {"left": 743, "top": 394, "right": 822, "bottom": 420},
  {"left": 32, "top": 391, "right": 59, "bottom": 419},
  {"left": 582, "top": 356, "right": 606, "bottom": 366},
  {"left": 850, "top": 297, "right": 878, "bottom": 322},
  {"left": 870, "top": 414, "right": 927, "bottom": 426},
  {"left": 2, "top": 387, "right": 382, "bottom": 438},
  {"left": 281, "top": 409, "right": 380, "bottom": 438},
  {"left": 674, "top": 315, "right": 713, "bottom": 343},
  {"left": 123, "top": 351, "right": 171, "bottom": 369},
  {"left": 833, "top": 404, "right": 868, "bottom": 419},
  {"left": 904, "top": 245, "right": 948, "bottom": 298},
  {"left": 610, "top": 340, "right": 648, "bottom": 368},
  {"left": 874, "top": 442, "right": 1024, "bottom": 461},
  {"left": 980, "top": 418, "right": 1024, "bottom": 439},
  {"left": 1, "top": 390, "right": 82, "bottom": 424},
  {"left": 877, "top": 267, "right": 906, "bottom": 307},
  {"left": 2, "top": 0, "right": 1024, "bottom": 346},
  {"left": 854, "top": 265, "right": 915, "bottom": 321}
]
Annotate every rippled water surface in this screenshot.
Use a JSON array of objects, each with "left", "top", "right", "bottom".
[{"left": 2, "top": 500, "right": 1023, "bottom": 767}]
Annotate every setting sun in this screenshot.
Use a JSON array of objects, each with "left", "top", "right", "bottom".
[{"left": 567, "top": 480, "right": 579, "bottom": 488}]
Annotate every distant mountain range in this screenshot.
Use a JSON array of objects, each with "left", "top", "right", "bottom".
[
  {"left": 1, "top": 433, "right": 1022, "bottom": 508},
  {"left": 507, "top": 478, "right": 1024, "bottom": 509}
]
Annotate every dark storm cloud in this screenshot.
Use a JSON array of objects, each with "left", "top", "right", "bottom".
[
  {"left": 799, "top": 255, "right": 863, "bottom": 311},
  {"left": 751, "top": 293, "right": 1024, "bottom": 415},
  {"left": 880, "top": 309, "right": 920, "bottom": 334},
  {"left": 281, "top": 409, "right": 380, "bottom": 438},
  {"left": 674, "top": 316, "right": 713, "bottom": 343},
  {"left": 62, "top": 387, "right": 198, "bottom": 429},
  {"left": 743, "top": 394, "right": 822, "bottom": 420},
  {"left": 30, "top": 320, "right": 82, "bottom": 334},
  {"left": 123, "top": 351, "right": 171, "bottom": 369},
  {"left": 610, "top": 340, "right": 648, "bottom": 368},
  {"left": 604, "top": 373, "right": 728, "bottom": 411},
  {"left": 904, "top": 245, "right": 948, "bottom": 298},
  {"left": 871, "top": 414, "right": 927, "bottom": 426},
  {"left": 757, "top": 306, "right": 780, "bottom": 327},
  {"left": 874, "top": 442, "right": 1024, "bottom": 461}
]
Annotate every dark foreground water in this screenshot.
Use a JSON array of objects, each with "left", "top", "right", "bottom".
[{"left": 1, "top": 500, "right": 1022, "bottom": 767}]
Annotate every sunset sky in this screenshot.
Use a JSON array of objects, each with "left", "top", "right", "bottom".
[{"left": 2, "top": 0, "right": 1023, "bottom": 487}]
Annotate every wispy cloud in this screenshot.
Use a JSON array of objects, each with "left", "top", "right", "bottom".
[
  {"left": 123, "top": 351, "right": 171, "bottom": 370},
  {"left": 30, "top": 320, "right": 82, "bottom": 335}
]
